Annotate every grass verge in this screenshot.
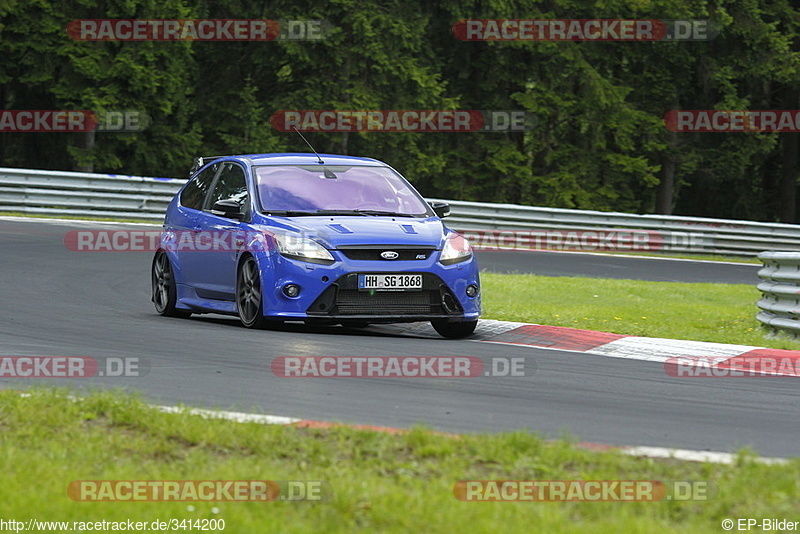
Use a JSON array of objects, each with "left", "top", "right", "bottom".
[
  {"left": 478, "top": 247, "right": 760, "bottom": 264},
  {"left": 2, "top": 389, "right": 797, "bottom": 533},
  {"left": 594, "top": 251, "right": 760, "bottom": 264},
  {"left": 481, "top": 272, "right": 800, "bottom": 350}
]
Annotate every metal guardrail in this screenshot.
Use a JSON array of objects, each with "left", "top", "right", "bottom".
[
  {"left": 756, "top": 252, "right": 800, "bottom": 337},
  {"left": 0, "top": 167, "right": 185, "bottom": 221},
  {"left": 2, "top": 166, "right": 800, "bottom": 256},
  {"left": 428, "top": 199, "right": 800, "bottom": 256}
]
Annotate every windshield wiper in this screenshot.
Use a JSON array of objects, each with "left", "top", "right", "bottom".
[
  {"left": 351, "top": 210, "right": 417, "bottom": 217},
  {"left": 268, "top": 209, "right": 369, "bottom": 217},
  {"left": 266, "top": 210, "right": 319, "bottom": 216},
  {"left": 267, "top": 209, "right": 417, "bottom": 217}
]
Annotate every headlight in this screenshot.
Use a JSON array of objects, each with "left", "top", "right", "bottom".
[
  {"left": 439, "top": 233, "right": 472, "bottom": 265},
  {"left": 274, "top": 234, "right": 335, "bottom": 265}
]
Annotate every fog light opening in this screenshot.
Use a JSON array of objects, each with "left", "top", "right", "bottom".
[
  {"left": 466, "top": 284, "right": 479, "bottom": 298},
  {"left": 442, "top": 293, "right": 458, "bottom": 314},
  {"left": 283, "top": 284, "right": 301, "bottom": 298}
]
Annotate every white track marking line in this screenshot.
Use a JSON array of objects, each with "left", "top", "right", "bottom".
[
  {"left": 621, "top": 446, "right": 789, "bottom": 465},
  {"left": 153, "top": 405, "right": 301, "bottom": 425}
]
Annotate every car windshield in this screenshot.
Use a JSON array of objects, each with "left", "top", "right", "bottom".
[{"left": 254, "top": 165, "right": 432, "bottom": 216}]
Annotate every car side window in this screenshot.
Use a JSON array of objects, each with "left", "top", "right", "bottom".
[
  {"left": 180, "top": 163, "right": 219, "bottom": 210},
  {"left": 206, "top": 163, "right": 248, "bottom": 214}
]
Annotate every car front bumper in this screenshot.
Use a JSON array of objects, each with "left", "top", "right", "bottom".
[{"left": 257, "top": 249, "right": 481, "bottom": 322}]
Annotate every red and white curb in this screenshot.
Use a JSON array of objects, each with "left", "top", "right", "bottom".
[
  {"left": 369, "top": 319, "right": 800, "bottom": 376},
  {"left": 472, "top": 321, "right": 800, "bottom": 377},
  {"left": 152, "top": 403, "right": 789, "bottom": 465}
]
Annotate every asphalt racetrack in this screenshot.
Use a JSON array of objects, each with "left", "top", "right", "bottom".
[{"left": 1, "top": 218, "right": 795, "bottom": 458}]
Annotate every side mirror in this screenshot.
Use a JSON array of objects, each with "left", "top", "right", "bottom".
[
  {"left": 211, "top": 199, "right": 243, "bottom": 220},
  {"left": 189, "top": 157, "right": 204, "bottom": 176},
  {"left": 428, "top": 201, "right": 450, "bottom": 219}
]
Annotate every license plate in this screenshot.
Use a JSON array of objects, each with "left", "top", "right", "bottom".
[{"left": 358, "top": 273, "right": 423, "bottom": 291}]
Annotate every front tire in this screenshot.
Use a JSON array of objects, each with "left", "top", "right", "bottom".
[
  {"left": 151, "top": 251, "right": 191, "bottom": 318},
  {"left": 431, "top": 319, "right": 478, "bottom": 339},
  {"left": 237, "top": 256, "right": 269, "bottom": 329}
]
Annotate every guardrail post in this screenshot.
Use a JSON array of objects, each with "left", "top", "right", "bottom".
[{"left": 756, "top": 251, "right": 800, "bottom": 339}]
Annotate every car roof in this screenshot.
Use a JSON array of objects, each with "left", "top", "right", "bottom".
[{"left": 237, "top": 153, "right": 386, "bottom": 166}]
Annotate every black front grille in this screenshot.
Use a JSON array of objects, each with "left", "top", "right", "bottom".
[
  {"left": 336, "top": 290, "right": 437, "bottom": 315},
  {"left": 306, "top": 273, "right": 462, "bottom": 317},
  {"left": 337, "top": 246, "right": 435, "bottom": 261}
]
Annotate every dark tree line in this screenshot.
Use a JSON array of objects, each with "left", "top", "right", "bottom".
[{"left": 1, "top": 0, "right": 799, "bottom": 222}]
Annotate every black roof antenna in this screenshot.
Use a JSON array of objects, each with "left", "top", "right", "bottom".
[{"left": 292, "top": 126, "right": 324, "bottom": 164}]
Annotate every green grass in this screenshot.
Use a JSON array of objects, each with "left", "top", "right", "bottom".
[
  {"left": 481, "top": 272, "right": 800, "bottom": 350},
  {"left": 599, "top": 251, "right": 760, "bottom": 264},
  {"left": 2, "top": 389, "right": 797, "bottom": 533},
  {"left": 478, "top": 244, "right": 760, "bottom": 264}
]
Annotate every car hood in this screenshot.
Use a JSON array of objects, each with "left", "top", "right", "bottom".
[{"left": 256, "top": 216, "right": 447, "bottom": 249}]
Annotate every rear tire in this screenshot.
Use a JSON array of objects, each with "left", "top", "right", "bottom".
[
  {"left": 151, "top": 251, "right": 191, "bottom": 318},
  {"left": 237, "top": 256, "right": 270, "bottom": 329},
  {"left": 431, "top": 320, "right": 477, "bottom": 339}
]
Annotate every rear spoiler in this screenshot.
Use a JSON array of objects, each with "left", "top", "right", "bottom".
[{"left": 188, "top": 155, "right": 228, "bottom": 176}]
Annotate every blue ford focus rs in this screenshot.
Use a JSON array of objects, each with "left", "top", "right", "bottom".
[{"left": 151, "top": 153, "right": 480, "bottom": 338}]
